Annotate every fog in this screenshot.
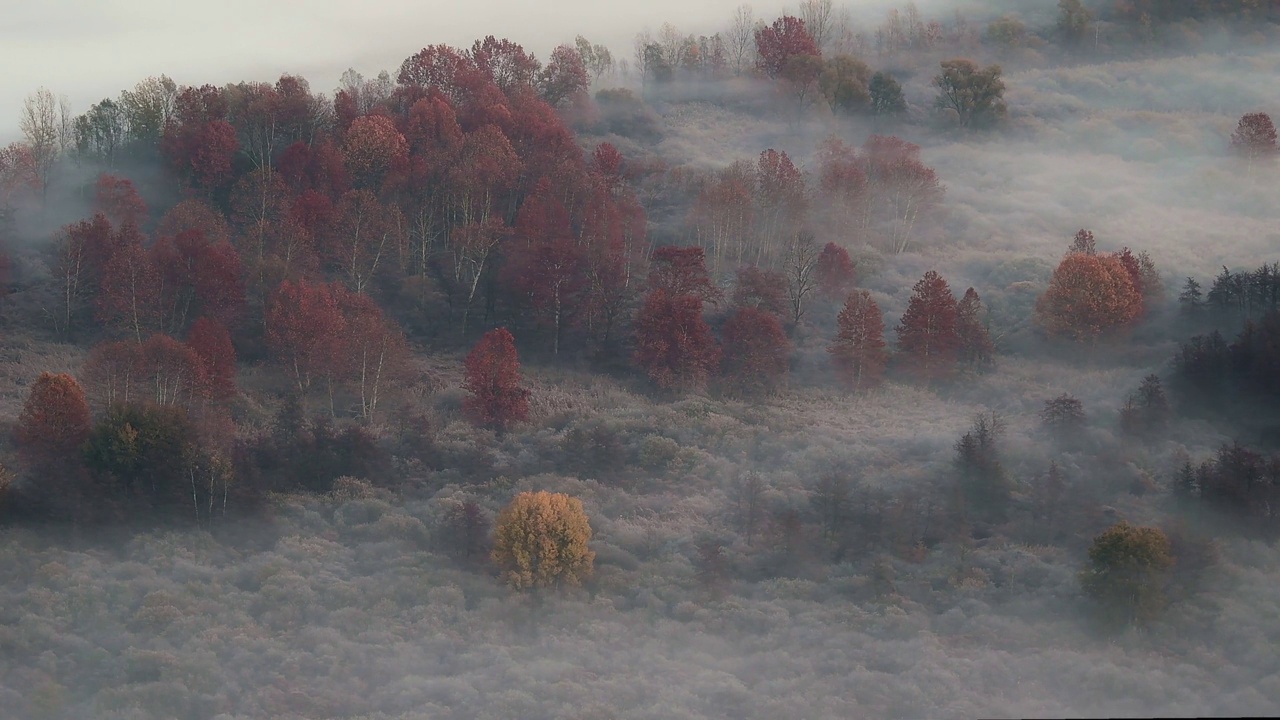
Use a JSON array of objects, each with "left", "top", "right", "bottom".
[
  {"left": 3, "top": 1, "right": 1280, "bottom": 718},
  {"left": 0, "top": 0, "right": 1020, "bottom": 144}
]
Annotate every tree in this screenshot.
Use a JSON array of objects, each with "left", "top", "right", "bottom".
[
  {"left": 343, "top": 114, "right": 409, "bottom": 191},
  {"left": 575, "top": 36, "right": 614, "bottom": 80},
  {"left": 463, "top": 328, "right": 529, "bottom": 433},
  {"left": 97, "top": 225, "right": 161, "bottom": 341},
  {"left": 820, "top": 56, "right": 872, "bottom": 114},
  {"left": 1231, "top": 112, "right": 1277, "bottom": 173},
  {"left": 73, "top": 99, "right": 127, "bottom": 166},
  {"left": 633, "top": 291, "right": 720, "bottom": 391},
  {"left": 1080, "top": 522, "right": 1173, "bottom": 628},
  {"left": 1057, "top": 0, "right": 1093, "bottom": 47},
  {"left": 829, "top": 290, "right": 888, "bottom": 392},
  {"left": 815, "top": 242, "right": 857, "bottom": 300},
  {"left": 20, "top": 88, "right": 67, "bottom": 199},
  {"left": 688, "top": 161, "right": 754, "bottom": 270},
  {"left": 647, "top": 246, "right": 721, "bottom": 303},
  {"left": 15, "top": 373, "right": 91, "bottom": 468},
  {"left": 1036, "top": 252, "right": 1143, "bottom": 342},
  {"left": 955, "top": 288, "right": 995, "bottom": 371},
  {"left": 94, "top": 174, "right": 147, "bottom": 227},
  {"left": 860, "top": 135, "right": 943, "bottom": 254},
  {"left": 337, "top": 290, "right": 411, "bottom": 423},
  {"left": 720, "top": 307, "right": 791, "bottom": 396},
  {"left": 755, "top": 149, "right": 807, "bottom": 260},
  {"left": 540, "top": 45, "right": 590, "bottom": 108},
  {"left": 265, "top": 280, "right": 346, "bottom": 397},
  {"left": 731, "top": 265, "right": 789, "bottom": 318},
  {"left": 955, "top": 411, "right": 1012, "bottom": 522},
  {"left": 869, "top": 72, "right": 907, "bottom": 118},
  {"left": 186, "top": 317, "right": 237, "bottom": 401},
  {"left": 896, "top": 270, "right": 960, "bottom": 383},
  {"left": 783, "top": 230, "right": 821, "bottom": 325},
  {"left": 754, "top": 16, "right": 821, "bottom": 79},
  {"left": 491, "top": 491, "right": 595, "bottom": 590},
  {"left": 932, "top": 59, "right": 1007, "bottom": 129},
  {"left": 1040, "top": 393, "right": 1085, "bottom": 439},
  {"left": 726, "top": 4, "right": 757, "bottom": 76},
  {"left": 1068, "top": 228, "right": 1096, "bottom": 255},
  {"left": 1119, "top": 374, "right": 1170, "bottom": 438}
]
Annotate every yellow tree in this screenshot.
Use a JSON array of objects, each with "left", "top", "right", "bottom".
[{"left": 492, "top": 491, "right": 595, "bottom": 590}]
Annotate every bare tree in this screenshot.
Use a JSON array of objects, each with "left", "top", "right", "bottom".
[
  {"left": 20, "top": 88, "right": 64, "bottom": 199},
  {"left": 800, "top": 0, "right": 835, "bottom": 52},
  {"left": 726, "top": 4, "right": 756, "bottom": 76},
  {"left": 784, "top": 230, "right": 820, "bottom": 325},
  {"left": 633, "top": 31, "right": 653, "bottom": 86}
]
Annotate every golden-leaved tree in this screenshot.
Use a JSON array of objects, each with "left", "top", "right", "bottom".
[{"left": 492, "top": 491, "right": 595, "bottom": 590}]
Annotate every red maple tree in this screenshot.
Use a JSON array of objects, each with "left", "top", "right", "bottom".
[
  {"left": 15, "top": 372, "right": 92, "bottom": 467},
  {"left": 720, "top": 307, "right": 791, "bottom": 395},
  {"left": 633, "top": 290, "right": 721, "bottom": 391},
  {"left": 732, "top": 265, "right": 789, "bottom": 318},
  {"left": 94, "top": 174, "right": 147, "bottom": 227},
  {"left": 815, "top": 242, "right": 857, "bottom": 300},
  {"left": 186, "top": 316, "right": 237, "bottom": 400},
  {"left": 828, "top": 290, "right": 887, "bottom": 392},
  {"left": 1035, "top": 252, "right": 1142, "bottom": 342},
  {"left": 896, "top": 270, "right": 960, "bottom": 383},
  {"left": 754, "top": 16, "right": 820, "bottom": 79},
  {"left": 648, "top": 246, "right": 721, "bottom": 303},
  {"left": 462, "top": 327, "right": 529, "bottom": 432}
]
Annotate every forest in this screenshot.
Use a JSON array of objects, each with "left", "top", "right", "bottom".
[{"left": 0, "top": 0, "right": 1278, "bottom": 717}]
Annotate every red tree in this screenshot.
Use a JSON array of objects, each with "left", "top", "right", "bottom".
[
  {"left": 1035, "top": 252, "right": 1142, "bottom": 342},
  {"left": 504, "top": 236, "right": 586, "bottom": 355},
  {"left": 896, "top": 270, "right": 960, "bottom": 383},
  {"left": 462, "top": 327, "right": 529, "bottom": 432},
  {"left": 755, "top": 149, "right": 807, "bottom": 256},
  {"left": 82, "top": 340, "right": 143, "bottom": 409},
  {"left": 265, "top": 279, "right": 347, "bottom": 395},
  {"left": 829, "top": 290, "right": 888, "bottom": 392},
  {"left": 15, "top": 372, "right": 91, "bottom": 467},
  {"left": 137, "top": 333, "right": 207, "bottom": 408},
  {"left": 343, "top": 114, "right": 409, "bottom": 191},
  {"left": 94, "top": 174, "right": 147, "bottom": 226},
  {"left": 648, "top": 246, "right": 721, "bottom": 303},
  {"left": 97, "top": 224, "right": 161, "bottom": 341},
  {"left": 721, "top": 307, "right": 791, "bottom": 395},
  {"left": 861, "top": 135, "right": 943, "bottom": 254},
  {"left": 335, "top": 290, "right": 411, "bottom": 422},
  {"left": 815, "top": 137, "right": 868, "bottom": 234},
  {"left": 754, "top": 16, "right": 820, "bottom": 79},
  {"left": 815, "top": 242, "right": 857, "bottom": 299},
  {"left": 956, "top": 287, "right": 995, "bottom": 371},
  {"left": 186, "top": 317, "right": 237, "bottom": 400},
  {"left": 731, "top": 265, "right": 789, "bottom": 318},
  {"left": 688, "top": 161, "right": 754, "bottom": 271},
  {"left": 633, "top": 290, "right": 721, "bottom": 391}
]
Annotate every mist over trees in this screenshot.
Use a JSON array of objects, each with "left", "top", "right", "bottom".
[{"left": 0, "top": 1, "right": 1278, "bottom": 718}]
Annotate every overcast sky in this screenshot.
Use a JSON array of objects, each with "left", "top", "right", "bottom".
[{"left": 0, "top": 0, "right": 1009, "bottom": 144}]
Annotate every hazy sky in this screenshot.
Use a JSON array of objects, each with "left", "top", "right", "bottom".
[{"left": 0, "top": 0, "right": 1009, "bottom": 144}]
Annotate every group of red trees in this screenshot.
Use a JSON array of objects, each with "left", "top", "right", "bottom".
[
  {"left": 688, "top": 135, "right": 943, "bottom": 271},
  {"left": 628, "top": 243, "right": 990, "bottom": 396}
]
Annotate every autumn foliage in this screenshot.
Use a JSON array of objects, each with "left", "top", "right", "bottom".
[
  {"left": 815, "top": 242, "right": 857, "bottom": 299},
  {"left": 1036, "top": 252, "right": 1143, "bottom": 342},
  {"left": 896, "top": 271, "right": 960, "bottom": 383},
  {"left": 463, "top": 328, "right": 529, "bottom": 432},
  {"left": 491, "top": 490, "right": 595, "bottom": 590},
  {"left": 720, "top": 307, "right": 791, "bottom": 395},
  {"left": 633, "top": 291, "right": 720, "bottom": 391},
  {"left": 829, "top": 290, "right": 888, "bottom": 392},
  {"left": 15, "top": 373, "right": 92, "bottom": 467}
]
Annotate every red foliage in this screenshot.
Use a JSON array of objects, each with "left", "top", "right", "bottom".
[
  {"left": 81, "top": 340, "right": 143, "bottom": 408},
  {"left": 829, "top": 290, "right": 888, "bottom": 392},
  {"left": 335, "top": 290, "right": 411, "bottom": 422},
  {"left": 94, "top": 174, "right": 147, "bottom": 227},
  {"left": 137, "top": 333, "right": 207, "bottom": 407},
  {"left": 325, "top": 189, "right": 406, "bottom": 292},
  {"left": 462, "top": 327, "right": 529, "bottom": 432},
  {"left": 815, "top": 137, "right": 868, "bottom": 231},
  {"left": 97, "top": 225, "right": 161, "bottom": 341},
  {"left": 754, "top": 16, "right": 820, "bottom": 78},
  {"left": 633, "top": 290, "right": 721, "bottom": 391},
  {"left": 896, "top": 270, "right": 960, "bottom": 383},
  {"left": 470, "top": 36, "right": 542, "bottom": 95},
  {"left": 755, "top": 149, "right": 807, "bottom": 253},
  {"left": 343, "top": 114, "right": 409, "bottom": 191},
  {"left": 186, "top": 317, "right": 237, "bottom": 400},
  {"left": 648, "top": 246, "right": 721, "bottom": 303},
  {"left": 815, "top": 242, "right": 857, "bottom": 299},
  {"left": 152, "top": 228, "right": 246, "bottom": 332},
  {"left": 0, "top": 143, "right": 39, "bottom": 213},
  {"left": 15, "top": 372, "right": 91, "bottom": 467},
  {"left": 688, "top": 163, "right": 754, "bottom": 270},
  {"left": 504, "top": 236, "right": 586, "bottom": 354},
  {"left": 731, "top": 265, "right": 789, "bottom": 318},
  {"left": 861, "top": 135, "right": 943, "bottom": 253},
  {"left": 157, "top": 200, "right": 232, "bottom": 247},
  {"left": 1035, "top": 252, "right": 1143, "bottom": 342},
  {"left": 513, "top": 177, "right": 572, "bottom": 244},
  {"left": 397, "top": 44, "right": 483, "bottom": 107},
  {"left": 265, "top": 279, "right": 347, "bottom": 393},
  {"left": 540, "top": 44, "right": 590, "bottom": 108},
  {"left": 720, "top": 307, "right": 791, "bottom": 395}
]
